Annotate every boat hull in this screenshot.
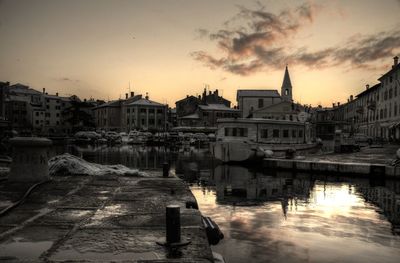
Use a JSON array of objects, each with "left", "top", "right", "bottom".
[{"left": 212, "top": 141, "right": 321, "bottom": 163}]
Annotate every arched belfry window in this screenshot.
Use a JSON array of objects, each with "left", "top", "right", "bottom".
[{"left": 285, "top": 89, "right": 289, "bottom": 96}]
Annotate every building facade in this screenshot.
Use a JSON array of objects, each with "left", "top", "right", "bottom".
[
  {"left": 122, "top": 95, "right": 167, "bottom": 132},
  {"left": 237, "top": 66, "right": 293, "bottom": 118},
  {"left": 176, "top": 88, "right": 238, "bottom": 128},
  {"left": 314, "top": 56, "right": 400, "bottom": 142}
]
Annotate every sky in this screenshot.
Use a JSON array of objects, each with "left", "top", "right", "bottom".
[{"left": 0, "top": 0, "right": 399, "bottom": 107}]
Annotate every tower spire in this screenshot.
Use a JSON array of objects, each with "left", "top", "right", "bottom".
[{"left": 281, "top": 65, "right": 293, "bottom": 102}]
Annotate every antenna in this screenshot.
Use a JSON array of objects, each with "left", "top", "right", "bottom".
[{"left": 129, "top": 81, "right": 131, "bottom": 93}]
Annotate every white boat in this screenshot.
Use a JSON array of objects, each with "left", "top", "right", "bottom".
[{"left": 212, "top": 118, "right": 321, "bottom": 162}]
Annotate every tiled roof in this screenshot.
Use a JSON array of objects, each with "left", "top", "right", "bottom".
[
  {"left": 198, "top": 104, "right": 239, "bottom": 111},
  {"left": 237, "top": 89, "right": 280, "bottom": 98},
  {"left": 127, "top": 98, "right": 165, "bottom": 107}
]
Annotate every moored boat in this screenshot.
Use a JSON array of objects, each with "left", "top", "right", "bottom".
[{"left": 212, "top": 118, "right": 320, "bottom": 162}]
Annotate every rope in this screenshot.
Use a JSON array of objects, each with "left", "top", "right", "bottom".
[{"left": 0, "top": 179, "right": 50, "bottom": 217}]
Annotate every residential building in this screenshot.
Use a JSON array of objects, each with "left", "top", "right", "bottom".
[
  {"left": 378, "top": 56, "right": 400, "bottom": 140},
  {"left": 122, "top": 93, "right": 167, "bottom": 132},
  {"left": 93, "top": 92, "right": 168, "bottom": 132},
  {"left": 176, "top": 88, "right": 239, "bottom": 127},
  {"left": 93, "top": 100, "right": 123, "bottom": 132},
  {"left": 313, "top": 56, "right": 400, "bottom": 142}
]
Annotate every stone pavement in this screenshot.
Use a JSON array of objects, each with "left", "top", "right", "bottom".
[{"left": 0, "top": 171, "right": 214, "bottom": 262}]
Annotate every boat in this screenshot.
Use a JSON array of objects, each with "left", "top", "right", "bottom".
[
  {"left": 74, "top": 131, "right": 101, "bottom": 144},
  {"left": 212, "top": 118, "right": 321, "bottom": 162},
  {"left": 127, "top": 131, "right": 152, "bottom": 145}
]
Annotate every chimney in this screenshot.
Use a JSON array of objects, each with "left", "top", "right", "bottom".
[
  {"left": 145, "top": 92, "right": 149, "bottom": 100},
  {"left": 186, "top": 95, "right": 189, "bottom": 98},
  {"left": 350, "top": 95, "right": 353, "bottom": 101},
  {"left": 42, "top": 88, "right": 45, "bottom": 94},
  {"left": 208, "top": 90, "right": 212, "bottom": 95},
  {"left": 125, "top": 93, "right": 128, "bottom": 99},
  {"left": 56, "top": 92, "right": 58, "bottom": 96},
  {"left": 366, "top": 84, "right": 369, "bottom": 90},
  {"left": 393, "top": 56, "right": 399, "bottom": 68},
  {"left": 337, "top": 102, "right": 340, "bottom": 106},
  {"left": 332, "top": 103, "right": 335, "bottom": 108},
  {"left": 130, "top": 91, "right": 134, "bottom": 97}
]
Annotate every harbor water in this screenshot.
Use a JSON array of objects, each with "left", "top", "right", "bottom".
[{"left": 55, "top": 144, "right": 400, "bottom": 263}]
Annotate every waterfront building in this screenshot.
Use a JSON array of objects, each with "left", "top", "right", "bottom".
[
  {"left": 122, "top": 93, "right": 167, "bottom": 132},
  {"left": 378, "top": 56, "right": 400, "bottom": 140},
  {"left": 316, "top": 56, "right": 400, "bottom": 142},
  {"left": 176, "top": 88, "right": 239, "bottom": 128},
  {"left": 93, "top": 92, "right": 168, "bottom": 132},
  {"left": 93, "top": 100, "right": 123, "bottom": 132}
]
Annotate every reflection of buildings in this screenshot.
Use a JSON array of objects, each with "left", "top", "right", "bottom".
[
  {"left": 212, "top": 165, "right": 314, "bottom": 205},
  {"left": 357, "top": 180, "right": 400, "bottom": 234},
  {"left": 174, "top": 148, "right": 214, "bottom": 183},
  {"left": 68, "top": 145, "right": 170, "bottom": 169}
]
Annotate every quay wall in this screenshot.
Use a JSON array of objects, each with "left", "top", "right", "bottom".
[{"left": 263, "top": 158, "right": 400, "bottom": 178}]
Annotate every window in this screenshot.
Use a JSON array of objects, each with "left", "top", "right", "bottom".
[
  {"left": 273, "top": 129, "right": 279, "bottom": 138},
  {"left": 203, "top": 112, "right": 209, "bottom": 117},
  {"left": 149, "top": 118, "right": 155, "bottom": 125},
  {"left": 35, "top": 112, "right": 39, "bottom": 116},
  {"left": 224, "top": 127, "right": 248, "bottom": 137},
  {"left": 292, "top": 130, "right": 297, "bottom": 138},
  {"left": 141, "top": 118, "right": 145, "bottom": 125},
  {"left": 140, "top": 108, "right": 146, "bottom": 113},
  {"left": 148, "top": 109, "right": 155, "bottom": 114},
  {"left": 283, "top": 130, "right": 289, "bottom": 138},
  {"left": 298, "top": 130, "right": 303, "bottom": 138},
  {"left": 224, "top": 127, "right": 230, "bottom": 136},
  {"left": 157, "top": 109, "right": 163, "bottom": 114},
  {"left": 127, "top": 118, "right": 130, "bottom": 125},
  {"left": 127, "top": 108, "right": 130, "bottom": 114},
  {"left": 258, "top": 99, "right": 264, "bottom": 108},
  {"left": 389, "top": 89, "right": 393, "bottom": 99},
  {"left": 35, "top": 120, "right": 39, "bottom": 124},
  {"left": 261, "top": 129, "right": 268, "bottom": 138},
  {"left": 158, "top": 119, "right": 162, "bottom": 125},
  {"left": 56, "top": 113, "right": 59, "bottom": 117},
  {"left": 285, "top": 89, "right": 289, "bottom": 96}
]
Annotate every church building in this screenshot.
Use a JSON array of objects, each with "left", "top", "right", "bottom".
[{"left": 237, "top": 66, "right": 306, "bottom": 121}]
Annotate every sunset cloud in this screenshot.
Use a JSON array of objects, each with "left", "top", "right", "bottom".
[{"left": 192, "top": 2, "right": 400, "bottom": 75}]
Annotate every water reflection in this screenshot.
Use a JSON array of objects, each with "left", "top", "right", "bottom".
[
  {"left": 57, "top": 145, "right": 400, "bottom": 263},
  {"left": 192, "top": 166, "right": 400, "bottom": 263}
]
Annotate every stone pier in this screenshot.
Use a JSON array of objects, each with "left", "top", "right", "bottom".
[{"left": 0, "top": 170, "right": 214, "bottom": 262}]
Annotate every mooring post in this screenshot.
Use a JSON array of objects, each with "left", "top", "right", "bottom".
[
  {"left": 166, "top": 205, "right": 181, "bottom": 244},
  {"left": 163, "top": 162, "right": 170, "bottom": 177},
  {"left": 9, "top": 137, "right": 52, "bottom": 182}
]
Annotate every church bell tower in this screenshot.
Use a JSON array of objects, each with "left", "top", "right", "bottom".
[{"left": 281, "top": 65, "right": 293, "bottom": 102}]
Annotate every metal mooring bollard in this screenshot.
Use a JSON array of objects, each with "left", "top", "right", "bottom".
[
  {"left": 163, "top": 162, "right": 170, "bottom": 177},
  {"left": 166, "top": 205, "right": 181, "bottom": 244},
  {"left": 156, "top": 205, "right": 190, "bottom": 248}
]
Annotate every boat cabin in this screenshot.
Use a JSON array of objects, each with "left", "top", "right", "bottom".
[{"left": 216, "top": 118, "right": 314, "bottom": 144}]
